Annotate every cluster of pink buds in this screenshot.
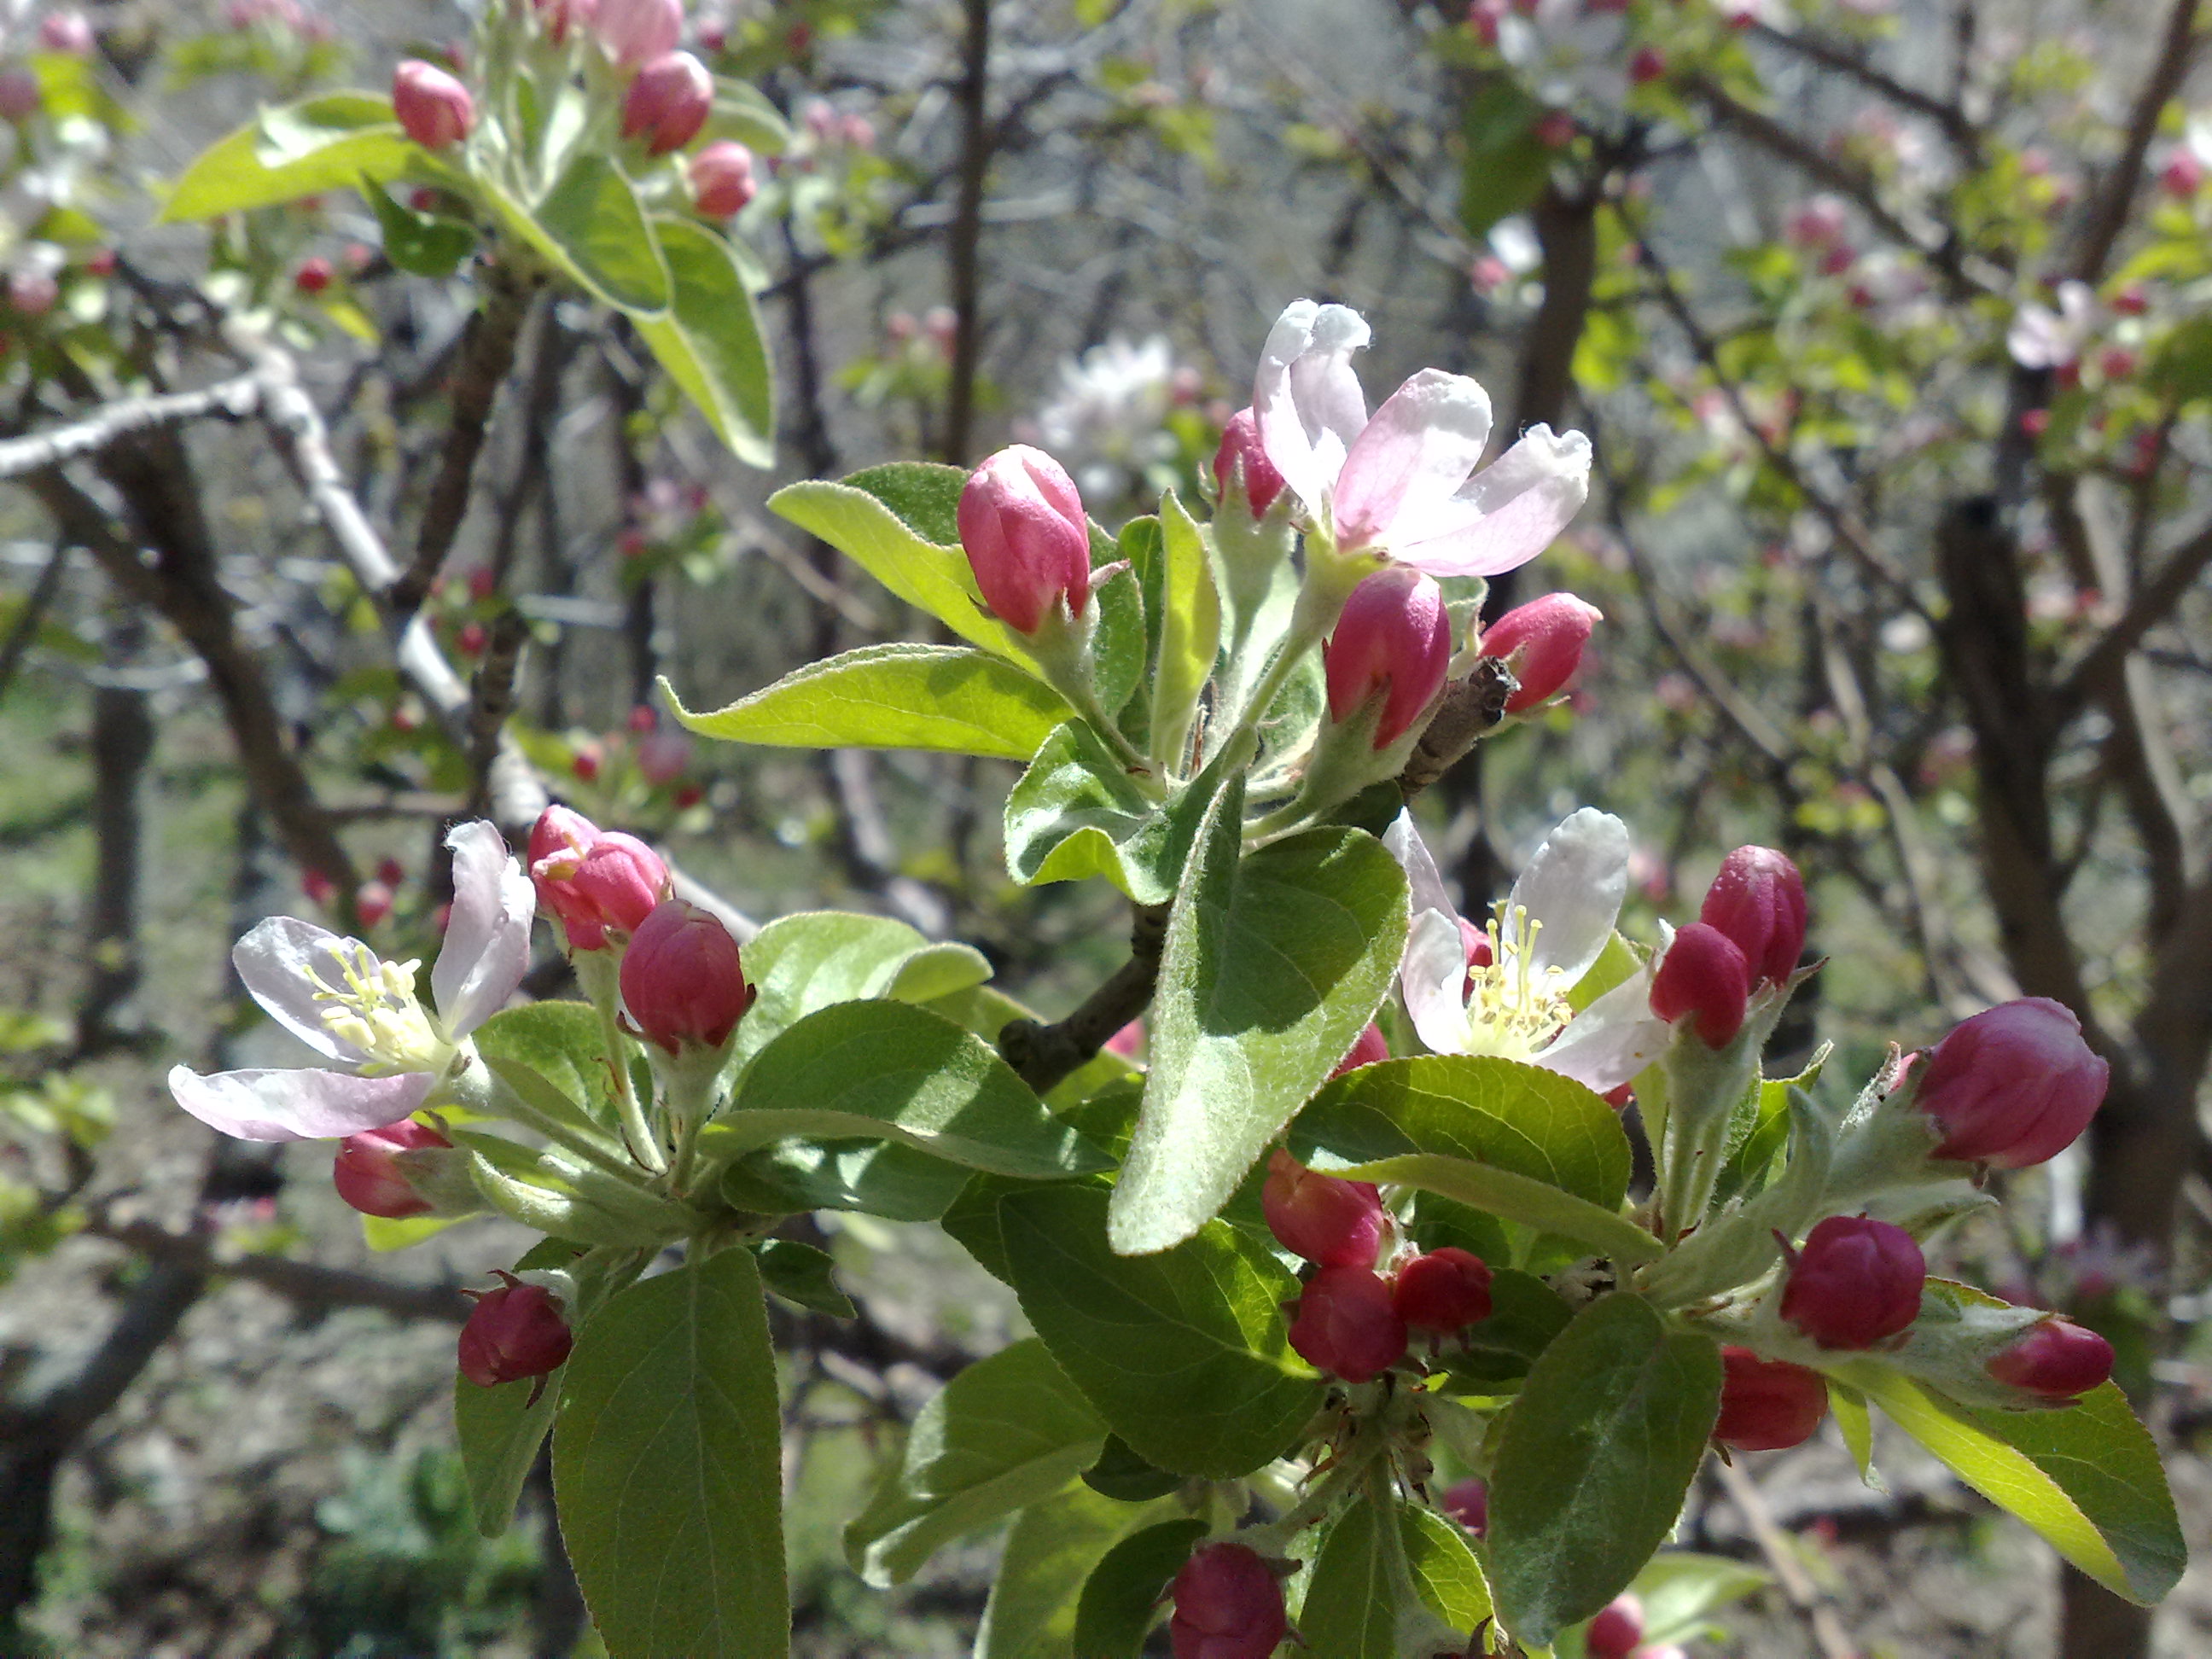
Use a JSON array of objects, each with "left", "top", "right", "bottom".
[
  {"left": 528, "top": 806, "right": 672, "bottom": 952},
  {"left": 1167, "top": 1542, "right": 1288, "bottom": 1659},
  {"left": 957, "top": 445, "right": 1093, "bottom": 635},
  {"left": 620, "top": 898, "right": 755, "bottom": 1053},
  {"left": 1322, "top": 568, "right": 1452, "bottom": 749},
  {"left": 459, "top": 1271, "right": 573, "bottom": 1393},
  {"left": 1649, "top": 845, "right": 1807, "bottom": 1047},
  {"left": 1478, "top": 592, "right": 1601, "bottom": 714}
]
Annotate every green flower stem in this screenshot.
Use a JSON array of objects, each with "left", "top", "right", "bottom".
[
  {"left": 1241, "top": 1427, "right": 1388, "bottom": 1557},
  {"left": 483, "top": 1072, "right": 657, "bottom": 1188},
  {"left": 573, "top": 950, "right": 667, "bottom": 1175},
  {"left": 661, "top": 1053, "right": 724, "bottom": 1199}
]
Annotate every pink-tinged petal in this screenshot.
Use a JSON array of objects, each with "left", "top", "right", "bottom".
[
  {"left": 1393, "top": 425, "right": 1592, "bottom": 578},
  {"left": 1333, "top": 370, "right": 1493, "bottom": 549},
  {"left": 1508, "top": 809, "right": 1628, "bottom": 986},
  {"left": 1403, "top": 907, "right": 1476, "bottom": 1055},
  {"left": 434, "top": 820, "right": 535, "bottom": 1038},
  {"left": 1533, "top": 972, "right": 1670, "bottom": 1093},
  {"left": 1253, "top": 300, "right": 1371, "bottom": 515},
  {"left": 233, "top": 916, "right": 368, "bottom": 1063},
  {"left": 1382, "top": 811, "right": 1461, "bottom": 933},
  {"left": 168, "top": 1064, "right": 434, "bottom": 1143}
]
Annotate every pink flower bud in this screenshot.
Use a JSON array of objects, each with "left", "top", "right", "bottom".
[
  {"left": 1649, "top": 922, "right": 1749, "bottom": 1047},
  {"left": 1987, "top": 1317, "right": 2113, "bottom": 1400},
  {"left": 1534, "top": 109, "right": 1576, "bottom": 148},
  {"left": 1713, "top": 1345, "right": 1829, "bottom": 1450},
  {"left": 621, "top": 899, "right": 754, "bottom": 1051},
  {"left": 1478, "top": 592, "right": 1601, "bottom": 714},
  {"left": 1586, "top": 1594, "right": 1644, "bottom": 1659},
  {"left": 594, "top": 0, "right": 683, "bottom": 64},
  {"left": 38, "top": 12, "right": 94, "bottom": 55},
  {"left": 1391, "top": 1247, "right": 1493, "bottom": 1333},
  {"left": 1288, "top": 1265, "right": 1407, "bottom": 1382},
  {"left": 689, "top": 139, "right": 758, "bottom": 216},
  {"left": 1628, "top": 46, "right": 1666, "bottom": 84},
  {"left": 1780, "top": 1216, "right": 1924, "bottom": 1350},
  {"left": 1212, "top": 407, "right": 1286, "bottom": 515},
  {"left": 458, "top": 1272, "right": 573, "bottom": 1387},
  {"left": 294, "top": 256, "right": 333, "bottom": 294},
  {"left": 637, "top": 726, "right": 694, "bottom": 785},
  {"left": 0, "top": 68, "right": 41, "bottom": 122},
  {"left": 1324, "top": 568, "right": 1452, "bottom": 748},
  {"left": 529, "top": 806, "right": 672, "bottom": 951},
  {"left": 353, "top": 879, "right": 394, "bottom": 928},
  {"left": 956, "top": 445, "right": 1092, "bottom": 634},
  {"left": 333, "top": 1118, "right": 452, "bottom": 1219},
  {"left": 7, "top": 270, "right": 56, "bottom": 317},
  {"left": 2161, "top": 150, "right": 2203, "bottom": 199},
  {"left": 622, "top": 50, "right": 713, "bottom": 154},
  {"left": 1912, "top": 998, "right": 2107, "bottom": 1170},
  {"left": 375, "top": 855, "right": 405, "bottom": 888},
  {"left": 1262, "top": 1149, "right": 1386, "bottom": 1268},
  {"left": 1328, "top": 1022, "right": 1388, "bottom": 1079},
  {"left": 1168, "top": 1542, "right": 1289, "bottom": 1659},
  {"left": 393, "top": 60, "right": 474, "bottom": 149},
  {"left": 1440, "top": 1476, "right": 1487, "bottom": 1536},
  {"left": 1699, "top": 846, "right": 1806, "bottom": 988}
]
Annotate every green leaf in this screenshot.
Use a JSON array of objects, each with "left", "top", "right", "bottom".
[
  {"left": 1844, "top": 1370, "right": 2184, "bottom": 1605},
  {"left": 726, "top": 910, "right": 941, "bottom": 1070},
  {"left": 978, "top": 1487, "right": 1178, "bottom": 1659},
  {"left": 845, "top": 1338, "right": 1106, "bottom": 1586},
  {"left": 771, "top": 465, "right": 1035, "bottom": 663},
  {"left": 1110, "top": 801, "right": 1409, "bottom": 1256},
  {"left": 455, "top": 1371, "right": 560, "bottom": 1538},
  {"left": 668, "top": 643, "right": 1069, "bottom": 760},
  {"left": 1004, "top": 720, "right": 1190, "bottom": 899},
  {"left": 1301, "top": 1492, "right": 1492, "bottom": 1657},
  {"left": 473, "top": 1001, "right": 618, "bottom": 1130},
  {"left": 554, "top": 1248, "right": 787, "bottom": 1657},
  {"left": 526, "top": 153, "right": 672, "bottom": 315},
  {"left": 1458, "top": 79, "right": 1553, "bottom": 238},
  {"left": 1072, "top": 1517, "right": 1209, "bottom": 1657},
  {"left": 1435, "top": 1267, "right": 1576, "bottom": 1392},
  {"left": 1081, "top": 1433, "right": 1183, "bottom": 1503},
  {"left": 161, "top": 92, "right": 423, "bottom": 222},
  {"left": 754, "top": 1238, "right": 855, "bottom": 1318},
  {"left": 1288, "top": 1057, "right": 1661, "bottom": 1266},
  {"left": 888, "top": 941, "right": 993, "bottom": 1004},
  {"left": 699, "top": 1000, "right": 1110, "bottom": 1179},
  {"left": 997, "top": 1184, "right": 1321, "bottom": 1478},
  {"left": 363, "top": 177, "right": 475, "bottom": 276},
  {"left": 637, "top": 218, "right": 774, "bottom": 466},
  {"left": 1487, "top": 1295, "right": 1722, "bottom": 1648},
  {"left": 457, "top": 1125, "right": 690, "bottom": 1249},
  {"left": 1150, "top": 490, "right": 1220, "bottom": 771},
  {"left": 1089, "top": 562, "right": 1150, "bottom": 736},
  {"left": 719, "top": 1138, "right": 976, "bottom": 1222},
  {"left": 1828, "top": 1382, "right": 1882, "bottom": 1489},
  {"left": 1628, "top": 1551, "right": 1771, "bottom": 1647},
  {"left": 708, "top": 79, "right": 794, "bottom": 154}
]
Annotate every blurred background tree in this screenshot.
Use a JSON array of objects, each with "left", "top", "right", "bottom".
[{"left": 0, "top": 0, "right": 2205, "bottom": 1654}]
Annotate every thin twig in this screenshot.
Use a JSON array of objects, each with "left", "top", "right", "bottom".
[
  {"left": 82, "top": 1217, "right": 472, "bottom": 1324},
  {"left": 1712, "top": 1455, "right": 1863, "bottom": 1659},
  {"left": 1748, "top": 22, "right": 1981, "bottom": 162},
  {"left": 466, "top": 608, "right": 532, "bottom": 819},
  {"left": 2069, "top": 0, "right": 2203, "bottom": 283},
  {"left": 943, "top": 0, "right": 992, "bottom": 464},
  {"left": 1397, "top": 660, "right": 1516, "bottom": 802},
  {"left": 0, "top": 373, "right": 260, "bottom": 479},
  {"left": 998, "top": 902, "right": 1169, "bottom": 1095}
]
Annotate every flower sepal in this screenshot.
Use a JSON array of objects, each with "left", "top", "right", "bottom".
[{"left": 456, "top": 1127, "right": 702, "bottom": 1249}]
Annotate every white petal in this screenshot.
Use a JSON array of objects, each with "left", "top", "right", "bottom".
[
  {"left": 1382, "top": 810, "right": 1461, "bottom": 932},
  {"left": 1510, "top": 808, "right": 1628, "bottom": 985},
  {"left": 168, "top": 1063, "right": 434, "bottom": 1142},
  {"left": 1254, "top": 300, "right": 1371, "bottom": 515},
  {"left": 232, "top": 916, "right": 368, "bottom": 1063},
  {"left": 1532, "top": 973, "right": 1669, "bottom": 1093},
  {"left": 433, "top": 820, "right": 535, "bottom": 1038},
  {"left": 1393, "top": 425, "right": 1591, "bottom": 578},
  {"left": 1403, "top": 907, "right": 1475, "bottom": 1056},
  {"left": 1253, "top": 300, "right": 1328, "bottom": 513},
  {"left": 1333, "top": 370, "right": 1494, "bottom": 550}
]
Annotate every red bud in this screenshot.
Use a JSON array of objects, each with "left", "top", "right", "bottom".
[
  {"left": 620, "top": 899, "right": 754, "bottom": 1051},
  {"left": 1699, "top": 845, "right": 1806, "bottom": 987},
  {"left": 957, "top": 445, "right": 1092, "bottom": 634},
  {"left": 1391, "top": 1247, "right": 1493, "bottom": 1333},
  {"left": 1987, "top": 1317, "right": 2113, "bottom": 1400},
  {"left": 1329, "top": 1022, "right": 1389, "bottom": 1079},
  {"left": 458, "top": 1274, "right": 573, "bottom": 1386},
  {"left": 621, "top": 50, "right": 713, "bottom": 155},
  {"left": 1288, "top": 1265, "right": 1407, "bottom": 1382},
  {"left": 594, "top": 0, "right": 682, "bottom": 64},
  {"left": 1324, "top": 567, "right": 1452, "bottom": 748},
  {"left": 333, "top": 1118, "right": 452, "bottom": 1219},
  {"left": 1780, "top": 1216, "right": 1924, "bottom": 1350},
  {"left": 1912, "top": 998, "right": 2107, "bottom": 1170},
  {"left": 1713, "top": 1345, "right": 1829, "bottom": 1450},
  {"left": 1168, "top": 1542, "right": 1289, "bottom": 1659},
  {"left": 1440, "top": 1476, "right": 1487, "bottom": 1535},
  {"left": 1586, "top": 1593, "right": 1644, "bottom": 1659},
  {"left": 393, "top": 60, "right": 474, "bottom": 149},
  {"left": 690, "top": 140, "right": 759, "bottom": 217},
  {"left": 1649, "top": 922, "right": 1749, "bottom": 1046},
  {"left": 1478, "top": 592, "right": 1602, "bottom": 713},
  {"left": 1212, "top": 407, "right": 1286, "bottom": 515},
  {"left": 1262, "top": 1149, "right": 1386, "bottom": 1268}
]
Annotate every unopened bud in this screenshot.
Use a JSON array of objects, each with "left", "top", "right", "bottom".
[
  {"left": 1477, "top": 592, "right": 1601, "bottom": 713},
  {"left": 620, "top": 899, "right": 754, "bottom": 1051},
  {"left": 1212, "top": 407, "right": 1286, "bottom": 515},
  {"left": 594, "top": 0, "right": 682, "bottom": 64},
  {"left": 39, "top": 12, "right": 94, "bottom": 55},
  {"left": 0, "top": 68, "right": 41, "bottom": 123},
  {"left": 1649, "top": 922, "right": 1749, "bottom": 1047},
  {"left": 1781, "top": 1215, "right": 1924, "bottom": 1350},
  {"left": 1911, "top": 998, "right": 2107, "bottom": 1170},
  {"left": 1699, "top": 845, "right": 1806, "bottom": 987},
  {"left": 1324, "top": 568, "right": 1452, "bottom": 748},
  {"left": 8, "top": 270, "right": 57, "bottom": 317},
  {"left": 332, "top": 1118, "right": 452, "bottom": 1219},
  {"left": 1586, "top": 1594, "right": 1644, "bottom": 1659},
  {"left": 1628, "top": 46, "right": 1666, "bottom": 84},
  {"left": 956, "top": 445, "right": 1092, "bottom": 634},
  {"left": 393, "top": 60, "right": 474, "bottom": 149},
  {"left": 1288, "top": 1265, "right": 1408, "bottom": 1382},
  {"left": 1391, "top": 1247, "right": 1494, "bottom": 1333},
  {"left": 1168, "top": 1542, "right": 1289, "bottom": 1659},
  {"left": 1987, "top": 1316, "right": 2113, "bottom": 1400},
  {"left": 1262, "top": 1149, "right": 1386, "bottom": 1268},
  {"left": 1440, "top": 1476, "right": 1487, "bottom": 1536},
  {"left": 458, "top": 1272, "right": 573, "bottom": 1387},
  {"left": 1713, "top": 1345, "right": 1829, "bottom": 1450},
  {"left": 294, "top": 256, "right": 333, "bottom": 294},
  {"left": 621, "top": 50, "right": 713, "bottom": 154},
  {"left": 528, "top": 806, "right": 671, "bottom": 951},
  {"left": 689, "top": 140, "right": 759, "bottom": 217}
]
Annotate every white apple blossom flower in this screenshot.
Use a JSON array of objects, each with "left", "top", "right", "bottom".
[
  {"left": 1252, "top": 300, "right": 1592, "bottom": 577},
  {"left": 1382, "top": 808, "right": 1670, "bottom": 1091},
  {"left": 2007, "top": 281, "right": 2098, "bottom": 370},
  {"left": 168, "top": 822, "right": 534, "bottom": 1141},
  {"left": 1034, "top": 334, "right": 1182, "bottom": 502},
  {"left": 1499, "top": 0, "right": 1630, "bottom": 111}
]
